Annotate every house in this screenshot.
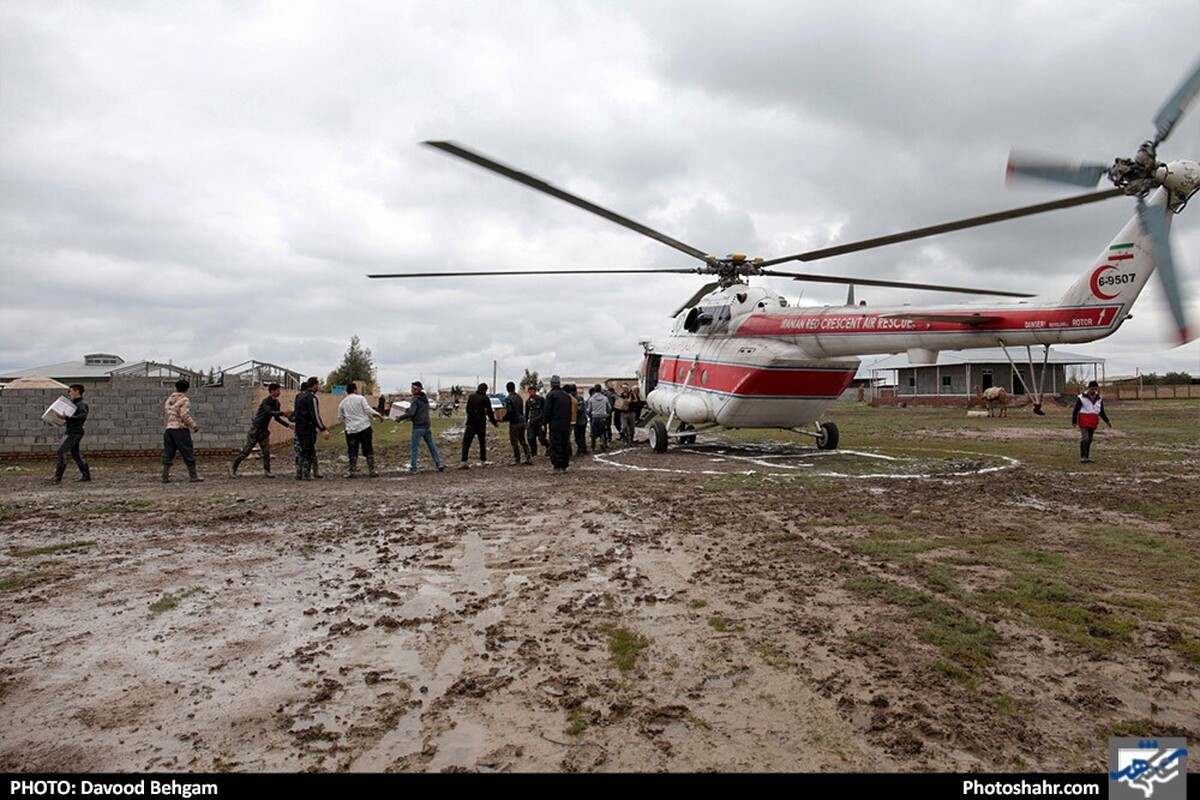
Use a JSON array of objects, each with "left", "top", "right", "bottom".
[
  {"left": 0, "top": 354, "right": 203, "bottom": 389},
  {"left": 866, "top": 348, "right": 1106, "bottom": 406}
]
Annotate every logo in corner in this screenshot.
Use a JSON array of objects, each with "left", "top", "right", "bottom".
[
  {"left": 1109, "top": 737, "right": 1188, "bottom": 800},
  {"left": 1090, "top": 265, "right": 1120, "bottom": 300}
]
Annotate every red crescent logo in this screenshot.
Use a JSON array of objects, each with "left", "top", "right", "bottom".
[{"left": 1090, "top": 265, "right": 1119, "bottom": 300}]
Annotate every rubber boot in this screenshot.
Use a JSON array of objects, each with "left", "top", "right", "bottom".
[
  {"left": 1080, "top": 441, "right": 1091, "bottom": 463},
  {"left": 296, "top": 458, "right": 306, "bottom": 480},
  {"left": 311, "top": 458, "right": 323, "bottom": 479},
  {"left": 51, "top": 464, "right": 66, "bottom": 484},
  {"left": 187, "top": 463, "right": 204, "bottom": 483},
  {"left": 229, "top": 461, "right": 239, "bottom": 478},
  {"left": 162, "top": 465, "right": 171, "bottom": 484},
  {"left": 345, "top": 456, "right": 358, "bottom": 479},
  {"left": 78, "top": 463, "right": 91, "bottom": 482},
  {"left": 366, "top": 456, "right": 379, "bottom": 478}
]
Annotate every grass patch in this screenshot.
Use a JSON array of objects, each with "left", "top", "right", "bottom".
[
  {"left": 1097, "top": 719, "right": 1197, "bottom": 739},
  {"left": 0, "top": 574, "right": 40, "bottom": 593},
  {"left": 149, "top": 588, "right": 199, "bottom": 614},
  {"left": 975, "top": 572, "right": 1136, "bottom": 654},
  {"left": 599, "top": 624, "right": 649, "bottom": 672},
  {"left": 851, "top": 529, "right": 942, "bottom": 561},
  {"left": 565, "top": 705, "right": 599, "bottom": 736},
  {"left": 751, "top": 641, "right": 795, "bottom": 669},
  {"left": 708, "top": 615, "right": 742, "bottom": 633},
  {"left": 1167, "top": 631, "right": 1200, "bottom": 665},
  {"left": 689, "top": 599, "right": 708, "bottom": 609},
  {"left": 698, "top": 474, "right": 766, "bottom": 491},
  {"left": 845, "top": 576, "right": 998, "bottom": 676},
  {"left": 11, "top": 540, "right": 96, "bottom": 558},
  {"left": 1082, "top": 525, "right": 1200, "bottom": 592}
]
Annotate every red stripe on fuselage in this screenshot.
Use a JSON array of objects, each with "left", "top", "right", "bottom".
[
  {"left": 658, "top": 357, "right": 856, "bottom": 398},
  {"left": 735, "top": 305, "right": 1124, "bottom": 337}
]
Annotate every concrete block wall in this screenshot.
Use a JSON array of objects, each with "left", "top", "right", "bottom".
[{"left": 0, "top": 377, "right": 319, "bottom": 456}]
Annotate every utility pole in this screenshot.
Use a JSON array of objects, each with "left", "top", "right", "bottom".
[{"left": 492, "top": 360, "right": 497, "bottom": 394}]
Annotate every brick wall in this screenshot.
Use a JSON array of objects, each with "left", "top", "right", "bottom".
[{"left": 0, "top": 377, "right": 337, "bottom": 456}]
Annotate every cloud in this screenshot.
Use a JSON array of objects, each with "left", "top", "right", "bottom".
[{"left": 2, "top": 0, "right": 1197, "bottom": 391}]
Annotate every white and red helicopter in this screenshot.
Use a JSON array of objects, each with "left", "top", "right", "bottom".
[{"left": 372, "top": 59, "right": 1200, "bottom": 452}]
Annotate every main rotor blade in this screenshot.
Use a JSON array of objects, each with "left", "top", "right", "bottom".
[
  {"left": 1136, "top": 198, "right": 1193, "bottom": 344},
  {"left": 423, "top": 141, "right": 713, "bottom": 263},
  {"left": 1153, "top": 57, "right": 1200, "bottom": 145},
  {"left": 760, "top": 269, "right": 1035, "bottom": 298},
  {"left": 671, "top": 281, "right": 721, "bottom": 318},
  {"left": 1005, "top": 151, "right": 1110, "bottom": 188},
  {"left": 759, "top": 189, "right": 1122, "bottom": 266},
  {"left": 368, "top": 268, "right": 700, "bottom": 279}
]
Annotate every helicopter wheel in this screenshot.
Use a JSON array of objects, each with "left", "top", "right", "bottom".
[
  {"left": 679, "top": 423, "right": 696, "bottom": 445},
  {"left": 816, "top": 421, "right": 839, "bottom": 450},
  {"left": 649, "top": 421, "right": 669, "bottom": 453}
]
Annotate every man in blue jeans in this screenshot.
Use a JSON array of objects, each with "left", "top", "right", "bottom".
[{"left": 394, "top": 381, "right": 445, "bottom": 473}]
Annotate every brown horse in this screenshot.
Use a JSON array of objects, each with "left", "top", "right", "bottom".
[{"left": 981, "top": 386, "right": 1008, "bottom": 417}]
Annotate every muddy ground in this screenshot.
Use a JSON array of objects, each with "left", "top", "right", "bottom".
[{"left": 1, "top": 408, "right": 1198, "bottom": 773}]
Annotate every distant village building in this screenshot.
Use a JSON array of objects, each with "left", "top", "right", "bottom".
[
  {"left": 0, "top": 353, "right": 203, "bottom": 390},
  {"left": 0, "top": 354, "right": 307, "bottom": 456},
  {"left": 0, "top": 354, "right": 302, "bottom": 390},
  {"left": 867, "top": 347, "right": 1105, "bottom": 406}
]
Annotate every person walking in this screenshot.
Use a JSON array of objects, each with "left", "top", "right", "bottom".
[
  {"left": 293, "top": 376, "right": 330, "bottom": 480},
  {"left": 162, "top": 379, "right": 203, "bottom": 483},
  {"left": 1072, "top": 380, "right": 1112, "bottom": 463},
  {"left": 394, "top": 381, "right": 445, "bottom": 472},
  {"left": 460, "top": 383, "right": 498, "bottom": 467},
  {"left": 51, "top": 383, "right": 91, "bottom": 483},
  {"left": 337, "top": 381, "right": 384, "bottom": 478},
  {"left": 524, "top": 385, "right": 549, "bottom": 458},
  {"left": 587, "top": 384, "right": 610, "bottom": 453},
  {"left": 229, "top": 382, "right": 291, "bottom": 478},
  {"left": 504, "top": 381, "right": 532, "bottom": 465},
  {"left": 544, "top": 375, "right": 573, "bottom": 473}
]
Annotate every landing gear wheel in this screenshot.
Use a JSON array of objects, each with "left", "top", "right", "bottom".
[
  {"left": 679, "top": 423, "right": 696, "bottom": 445},
  {"left": 816, "top": 421, "right": 839, "bottom": 450},
  {"left": 649, "top": 421, "right": 669, "bottom": 453}
]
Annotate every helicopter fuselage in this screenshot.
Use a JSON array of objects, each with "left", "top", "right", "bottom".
[{"left": 641, "top": 205, "right": 1157, "bottom": 431}]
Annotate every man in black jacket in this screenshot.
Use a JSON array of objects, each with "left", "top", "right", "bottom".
[
  {"left": 293, "top": 376, "right": 330, "bottom": 479},
  {"left": 524, "top": 385, "right": 549, "bottom": 457},
  {"left": 504, "top": 381, "right": 532, "bottom": 465},
  {"left": 230, "top": 382, "right": 292, "bottom": 478},
  {"left": 460, "top": 383, "right": 498, "bottom": 468},
  {"left": 543, "top": 375, "right": 573, "bottom": 473},
  {"left": 52, "top": 384, "right": 90, "bottom": 483}
]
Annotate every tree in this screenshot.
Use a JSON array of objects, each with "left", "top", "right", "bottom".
[
  {"left": 326, "top": 335, "right": 377, "bottom": 393},
  {"left": 1162, "top": 371, "right": 1193, "bottom": 385},
  {"left": 519, "top": 369, "right": 540, "bottom": 391}
]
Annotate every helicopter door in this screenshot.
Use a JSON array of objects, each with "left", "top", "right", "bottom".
[{"left": 642, "top": 354, "right": 661, "bottom": 395}]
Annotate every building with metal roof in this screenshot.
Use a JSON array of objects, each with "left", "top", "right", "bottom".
[{"left": 866, "top": 347, "right": 1105, "bottom": 405}]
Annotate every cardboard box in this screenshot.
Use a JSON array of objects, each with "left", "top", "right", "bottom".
[{"left": 42, "top": 396, "right": 76, "bottom": 427}]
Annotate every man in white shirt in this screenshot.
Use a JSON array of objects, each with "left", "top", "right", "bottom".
[{"left": 337, "top": 381, "right": 384, "bottom": 478}]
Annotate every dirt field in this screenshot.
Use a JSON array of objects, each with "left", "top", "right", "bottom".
[{"left": 2, "top": 401, "right": 1198, "bottom": 773}]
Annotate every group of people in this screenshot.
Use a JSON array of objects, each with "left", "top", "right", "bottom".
[{"left": 46, "top": 375, "right": 1114, "bottom": 483}]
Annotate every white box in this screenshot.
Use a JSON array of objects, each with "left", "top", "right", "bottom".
[{"left": 42, "top": 396, "right": 76, "bottom": 427}]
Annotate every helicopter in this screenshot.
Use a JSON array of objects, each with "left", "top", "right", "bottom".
[{"left": 371, "top": 58, "right": 1200, "bottom": 453}]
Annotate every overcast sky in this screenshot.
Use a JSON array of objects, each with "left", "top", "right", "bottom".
[{"left": 3, "top": 0, "right": 1199, "bottom": 392}]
